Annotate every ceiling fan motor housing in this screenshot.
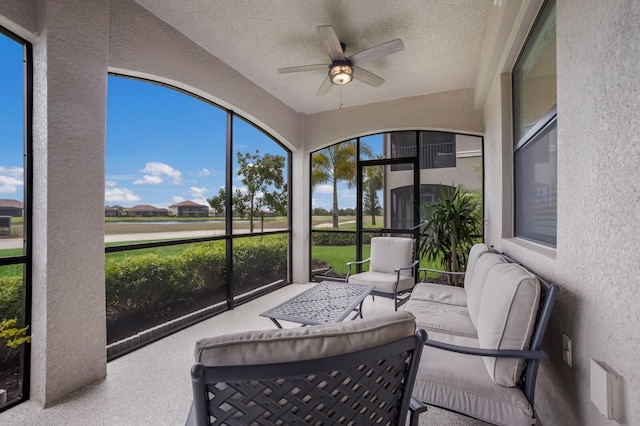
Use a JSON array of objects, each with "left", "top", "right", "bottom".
[{"left": 329, "top": 60, "right": 353, "bottom": 85}]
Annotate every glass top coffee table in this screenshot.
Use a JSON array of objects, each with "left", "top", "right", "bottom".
[{"left": 260, "top": 281, "right": 375, "bottom": 328}]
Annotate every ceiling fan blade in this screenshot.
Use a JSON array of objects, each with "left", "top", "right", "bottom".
[
  {"left": 278, "top": 64, "right": 329, "bottom": 74},
  {"left": 348, "top": 38, "right": 404, "bottom": 65},
  {"left": 316, "top": 76, "right": 333, "bottom": 96},
  {"left": 317, "top": 25, "right": 346, "bottom": 61},
  {"left": 353, "top": 66, "right": 385, "bottom": 87}
]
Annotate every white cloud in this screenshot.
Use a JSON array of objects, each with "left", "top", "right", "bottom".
[
  {"left": 172, "top": 196, "right": 185, "bottom": 203},
  {"left": 134, "top": 162, "right": 182, "bottom": 185},
  {"left": 133, "top": 175, "right": 163, "bottom": 185},
  {"left": 190, "top": 186, "right": 207, "bottom": 198},
  {"left": 233, "top": 186, "right": 248, "bottom": 195},
  {"left": 0, "top": 166, "right": 23, "bottom": 177},
  {"left": 0, "top": 166, "right": 24, "bottom": 193},
  {"left": 199, "top": 168, "right": 210, "bottom": 177},
  {"left": 0, "top": 176, "right": 23, "bottom": 194},
  {"left": 315, "top": 184, "right": 333, "bottom": 194},
  {"left": 105, "top": 180, "right": 117, "bottom": 187},
  {"left": 105, "top": 187, "right": 141, "bottom": 203}
]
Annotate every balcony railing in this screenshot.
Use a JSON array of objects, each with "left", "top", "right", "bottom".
[{"left": 391, "top": 141, "right": 456, "bottom": 170}]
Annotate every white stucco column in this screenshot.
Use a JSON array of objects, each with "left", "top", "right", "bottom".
[
  {"left": 290, "top": 149, "right": 310, "bottom": 283},
  {"left": 31, "top": 0, "right": 109, "bottom": 406}
]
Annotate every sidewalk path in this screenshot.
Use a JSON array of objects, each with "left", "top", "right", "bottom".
[{"left": 0, "top": 228, "right": 289, "bottom": 250}]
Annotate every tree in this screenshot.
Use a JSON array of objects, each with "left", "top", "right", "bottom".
[
  {"left": 311, "top": 141, "right": 371, "bottom": 229},
  {"left": 363, "top": 164, "right": 383, "bottom": 225},
  {"left": 418, "top": 186, "right": 481, "bottom": 285},
  {"left": 207, "top": 150, "right": 286, "bottom": 232}
]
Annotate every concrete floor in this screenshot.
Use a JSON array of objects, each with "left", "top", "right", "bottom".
[{"left": 0, "top": 283, "right": 488, "bottom": 425}]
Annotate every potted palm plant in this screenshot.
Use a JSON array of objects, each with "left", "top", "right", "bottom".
[{"left": 418, "top": 186, "right": 482, "bottom": 285}]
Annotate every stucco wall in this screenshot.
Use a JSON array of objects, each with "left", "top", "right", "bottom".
[
  {"left": 304, "top": 88, "right": 484, "bottom": 151},
  {"left": 483, "top": 0, "right": 640, "bottom": 424},
  {"left": 30, "top": 0, "right": 109, "bottom": 406},
  {"left": 0, "top": 0, "right": 37, "bottom": 41}
]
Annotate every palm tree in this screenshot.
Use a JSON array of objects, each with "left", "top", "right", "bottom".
[
  {"left": 363, "top": 164, "right": 383, "bottom": 226},
  {"left": 418, "top": 186, "right": 481, "bottom": 284},
  {"left": 311, "top": 141, "right": 372, "bottom": 228}
]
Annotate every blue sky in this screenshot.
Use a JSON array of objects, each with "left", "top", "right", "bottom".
[
  {"left": 0, "top": 32, "right": 354, "bottom": 212},
  {"left": 0, "top": 35, "right": 24, "bottom": 200}
]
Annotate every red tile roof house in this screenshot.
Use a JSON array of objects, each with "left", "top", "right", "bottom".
[
  {"left": 168, "top": 200, "right": 209, "bottom": 217},
  {"left": 0, "top": 199, "right": 24, "bottom": 217}
]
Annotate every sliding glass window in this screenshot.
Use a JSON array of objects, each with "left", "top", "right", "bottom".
[{"left": 513, "top": 0, "right": 557, "bottom": 246}]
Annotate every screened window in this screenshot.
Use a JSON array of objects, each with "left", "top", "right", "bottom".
[
  {"left": 310, "top": 131, "right": 482, "bottom": 282},
  {"left": 0, "top": 28, "right": 31, "bottom": 411},
  {"left": 513, "top": 0, "right": 557, "bottom": 246},
  {"left": 105, "top": 76, "right": 290, "bottom": 357}
]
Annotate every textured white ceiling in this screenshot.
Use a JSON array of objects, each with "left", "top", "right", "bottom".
[{"left": 133, "top": 0, "right": 494, "bottom": 114}]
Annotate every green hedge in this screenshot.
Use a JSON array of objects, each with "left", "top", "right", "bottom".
[
  {"left": 106, "top": 236, "right": 287, "bottom": 320},
  {"left": 0, "top": 276, "right": 23, "bottom": 320},
  {"left": 311, "top": 232, "right": 375, "bottom": 246},
  {"left": 0, "top": 236, "right": 288, "bottom": 323}
]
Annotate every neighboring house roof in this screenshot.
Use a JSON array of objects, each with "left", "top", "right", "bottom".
[
  {"left": 169, "top": 200, "right": 208, "bottom": 208},
  {"left": 124, "top": 204, "right": 168, "bottom": 212},
  {"left": 0, "top": 199, "right": 24, "bottom": 208}
]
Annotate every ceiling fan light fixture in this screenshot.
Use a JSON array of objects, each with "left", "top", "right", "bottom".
[{"left": 329, "top": 63, "right": 353, "bottom": 85}]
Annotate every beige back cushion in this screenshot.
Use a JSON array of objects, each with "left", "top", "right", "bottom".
[
  {"left": 463, "top": 243, "right": 490, "bottom": 288},
  {"left": 476, "top": 263, "right": 541, "bottom": 387},
  {"left": 195, "top": 311, "right": 417, "bottom": 366},
  {"left": 466, "top": 253, "right": 507, "bottom": 327},
  {"left": 370, "top": 237, "right": 414, "bottom": 276}
]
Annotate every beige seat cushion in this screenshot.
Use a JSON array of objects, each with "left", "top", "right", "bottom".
[
  {"left": 466, "top": 253, "right": 507, "bottom": 327},
  {"left": 410, "top": 282, "right": 468, "bottom": 306},
  {"left": 403, "top": 299, "right": 477, "bottom": 338},
  {"left": 414, "top": 343, "right": 534, "bottom": 426},
  {"left": 462, "top": 243, "right": 490, "bottom": 289},
  {"left": 348, "top": 271, "right": 415, "bottom": 293},
  {"left": 476, "top": 263, "right": 541, "bottom": 387},
  {"left": 195, "top": 311, "right": 416, "bottom": 366}
]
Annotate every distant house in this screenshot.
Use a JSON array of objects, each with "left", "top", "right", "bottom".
[
  {"left": 168, "top": 200, "right": 209, "bottom": 217},
  {"left": 105, "top": 205, "right": 125, "bottom": 217},
  {"left": 121, "top": 204, "right": 168, "bottom": 217},
  {"left": 0, "top": 199, "right": 24, "bottom": 217}
]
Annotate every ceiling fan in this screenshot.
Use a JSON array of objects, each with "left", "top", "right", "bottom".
[{"left": 278, "top": 25, "right": 404, "bottom": 96}]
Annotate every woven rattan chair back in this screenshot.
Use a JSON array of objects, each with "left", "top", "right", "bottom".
[{"left": 188, "top": 330, "right": 427, "bottom": 426}]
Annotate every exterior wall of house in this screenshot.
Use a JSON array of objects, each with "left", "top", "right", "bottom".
[{"left": 483, "top": 0, "right": 640, "bottom": 424}]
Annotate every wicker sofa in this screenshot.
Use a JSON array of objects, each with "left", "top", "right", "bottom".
[{"left": 403, "top": 243, "right": 557, "bottom": 426}]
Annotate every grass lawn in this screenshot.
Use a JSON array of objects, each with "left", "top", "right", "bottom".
[
  {"left": 312, "top": 244, "right": 444, "bottom": 277},
  {"left": 0, "top": 248, "right": 25, "bottom": 278}
]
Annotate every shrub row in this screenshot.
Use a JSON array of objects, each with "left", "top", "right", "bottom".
[
  {"left": 311, "top": 231, "right": 375, "bottom": 246},
  {"left": 106, "top": 235, "right": 287, "bottom": 319},
  {"left": 0, "top": 276, "right": 23, "bottom": 320}
]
